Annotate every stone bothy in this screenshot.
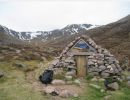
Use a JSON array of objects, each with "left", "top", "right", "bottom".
[{"left": 49, "top": 36, "right": 122, "bottom": 78}]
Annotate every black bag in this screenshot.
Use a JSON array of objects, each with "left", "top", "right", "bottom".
[{"left": 39, "top": 70, "right": 53, "bottom": 85}]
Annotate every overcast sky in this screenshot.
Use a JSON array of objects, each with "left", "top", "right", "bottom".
[{"left": 0, "top": 0, "right": 130, "bottom": 32}]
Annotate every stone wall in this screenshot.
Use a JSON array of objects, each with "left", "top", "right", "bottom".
[{"left": 47, "top": 36, "right": 122, "bottom": 78}]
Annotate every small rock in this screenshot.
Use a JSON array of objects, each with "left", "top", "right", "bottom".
[
  {"left": 52, "top": 79, "right": 65, "bottom": 85},
  {"left": 65, "top": 76, "right": 73, "bottom": 81},
  {"left": 107, "top": 82, "right": 119, "bottom": 90},
  {"left": 74, "top": 79, "right": 81, "bottom": 85},
  {"left": 44, "top": 86, "right": 55, "bottom": 94}
]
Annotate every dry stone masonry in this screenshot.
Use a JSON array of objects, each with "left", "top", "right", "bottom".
[{"left": 48, "top": 35, "right": 122, "bottom": 78}]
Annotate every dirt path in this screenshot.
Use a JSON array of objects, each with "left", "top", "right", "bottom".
[
  {"left": 25, "top": 61, "right": 87, "bottom": 99},
  {"left": 25, "top": 61, "right": 49, "bottom": 92}
]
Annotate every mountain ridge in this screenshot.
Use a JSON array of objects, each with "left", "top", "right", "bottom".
[{"left": 0, "top": 24, "right": 97, "bottom": 43}]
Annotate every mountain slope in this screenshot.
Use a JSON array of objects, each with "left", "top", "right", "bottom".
[
  {"left": 44, "top": 15, "right": 130, "bottom": 61},
  {"left": 87, "top": 15, "right": 130, "bottom": 60},
  {"left": 0, "top": 25, "right": 22, "bottom": 45},
  {"left": 0, "top": 15, "right": 130, "bottom": 61}
]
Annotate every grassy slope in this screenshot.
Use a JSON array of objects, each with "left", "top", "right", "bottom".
[
  {"left": 0, "top": 61, "right": 130, "bottom": 100},
  {"left": 0, "top": 61, "right": 48, "bottom": 100}
]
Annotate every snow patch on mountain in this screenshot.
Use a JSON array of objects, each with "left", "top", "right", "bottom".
[{"left": 0, "top": 24, "right": 98, "bottom": 41}]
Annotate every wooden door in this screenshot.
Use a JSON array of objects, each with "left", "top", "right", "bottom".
[{"left": 75, "top": 55, "right": 87, "bottom": 77}]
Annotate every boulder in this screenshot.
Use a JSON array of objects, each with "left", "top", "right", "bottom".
[
  {"left": 107, "top": 82, "right": 119, "bottom": 90},
  {"left": 52, "top": 79, "right": 65, "bottom": 85}
]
